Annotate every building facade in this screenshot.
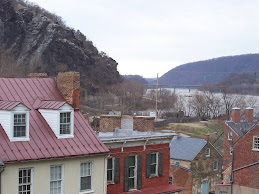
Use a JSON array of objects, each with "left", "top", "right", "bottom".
[
  {"left": 170, "top": 136, "right": 223, "bottom": 194},
  {"left": 0, "top": 72, "right": 109, "bottom": 194}
]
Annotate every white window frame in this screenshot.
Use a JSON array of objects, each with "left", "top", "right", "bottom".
[
  {"left": 80, "top": 161, "right": 93, "bottom": 194},
  {"left": 213, "top": 160, "right": 218, "bottom": 171},
  {"left": 205, "top": 148, "right": 210, "bottom": 157},
  {"left": 128, "top": 155, "right": 137, "bottom": 191},
  {"left": 252, "top": 136, "right": 259, "bottom": 151},
  {"left": 50, "top": 165, "right": 64, "bottom": 194},
  {"left": 107, "top": 157, "right": 115, "bottom": 184},
  {"left": 174, "top": 161, "right": 180, "bottom": 166},
  {"left": 18, "top": 168, "right": 34, "bottom": 194},
  {"left": 59, "top": 111, "right": 72, "bottom": 136},
  {"left": 11, "top": 111, "right": 30, "bottom": 141},
  {"left": 228, "top": 132, "right": 233, "bottom": 140},
  {"left": 150, "top": 152, "right": 158, "bottom": 176}
]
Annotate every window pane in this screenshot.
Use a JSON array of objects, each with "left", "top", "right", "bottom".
[
  {"left": 150, "top": 164, "right": 156, "bottom": 174},
  {"left": 60, "top": 112, "right": 71, "bottom": 134},
  {"left": 128, "top": 156, "right": 135, "bottom": 166},
  {"left": 50, "top": 166, "right": 62, "bottom": 194},
  {"left": 129, "top": 167, "right": 134, "bottom": 177},
  {"left": 107, "top": 170, "right": 113, "bottom": 181},
  {"left": 151, "top": 154, "right": 156, "bottom": 163},
  {"left": 129, "top": 178, "right": 134, "bottom": 189},
  {"left": 107, "top": 158, "right": 112, "bottom": 169},
  {"left": 81, "top": 176, "right": 91, "bottom": 190}
]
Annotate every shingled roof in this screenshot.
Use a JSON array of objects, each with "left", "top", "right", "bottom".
[
  {"left": 0, "top": 78, "right": 109, "bottom": 163},
  {"left": 225, "top": 121, "right": 256, "bottom": 137},
  {"left": 170, "top": 137, "right": 207, "bottom": 161}
]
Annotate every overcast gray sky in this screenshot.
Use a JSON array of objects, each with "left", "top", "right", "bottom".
[{"left": 29, "top": 0, "right": 259, "bottom": 78}]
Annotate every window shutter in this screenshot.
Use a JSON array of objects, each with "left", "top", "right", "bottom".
[
  {"left": 124, "top": 156, "right": 129, "bottom": 192},
  {"left": 114, "top": 157, "right": 120, "bottom": 183},
  {"left": 158, "top": 152, "right": 163, "bottom": 176},
  {"left": 146, "top": 153, "right": 151, "bottom": 178},
  {"left": 137, "top": 155, "right": 142, "bottom": 190}
]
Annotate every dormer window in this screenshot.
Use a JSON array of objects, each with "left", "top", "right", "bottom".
[
  {"left": 38, "top": 102, "right": 74, "bottom": 139},
  {"left": 0, "top": 101, "right": 30, "bottom": 142},
  {"left": 14, "top": 114, "right": 26, "bottom": 137},
  {"left": 60, "top": 112, "right": 71, "bottom": 135}
]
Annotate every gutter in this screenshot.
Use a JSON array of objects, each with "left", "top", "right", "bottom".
[
  {"left": 0, "top": 158, "right": 5, "bottom": 194},
  {"left": 233, "top": 161, "right": 259, "bottom": 172}
]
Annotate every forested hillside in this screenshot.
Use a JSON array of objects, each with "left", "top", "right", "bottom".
[{"left": 159, "top": 54, "right": 259, "bottom": 85}]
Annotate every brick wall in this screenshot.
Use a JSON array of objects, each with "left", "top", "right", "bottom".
[
  {"left": 191, "top": 143, "right": 223, "bottom": 194},
  {"left": 133, "top": 116, "right": 155, "bottom": 132},
  {"left": 99, "top": 115, "right": 121, "bottom": 132},
  {"left": 57, "top": 72, "right": 80, "bottom": 110},
  {"left": 169, "top": 165, "right": 192, "bottom": 194},
  {"left": 233, "top": 125, "right": 259, "bottom": 189},
  {"left": 107, "top": 143, "right": 170, "bottom": 194},
  {"left": 223, "top": 123, "right": 239, "bottom": 173}
]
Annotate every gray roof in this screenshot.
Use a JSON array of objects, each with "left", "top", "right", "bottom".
[
  {"left": 170, "top": 137, "right": 207, "bottom": 161},
  {"left": 226, "top": 121, "right": 256, "bottom": 137},
  {"left": 99, "top": 128, "right": 175, "bottom": 142}
]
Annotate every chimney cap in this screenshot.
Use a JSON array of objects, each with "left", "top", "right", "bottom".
[
  {"left": 232, "top": 107, "right": 240, "bottom": 110},
  {"left": 245, "top": 107, "right": 253, "bottom": 110}
]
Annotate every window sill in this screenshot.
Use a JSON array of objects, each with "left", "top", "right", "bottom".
[
  {"left": 227, "top": 138, "right": 232, "bottom": 141},
  {"left": 205, "top": 155, "right": 210, "bottom": 157},
  {"left": 10, "top": 137, "right": 30, "bottom": 142},
  {"left": 79, "top": 189, "right": 94, "bottom": 194},
  {"left": 149, "top": 174, "right": 159, "bottom": 178},
  {"left": 252, "top": 148, "right": 259, "bottom": 151},
  {"left": 107, "top": 181, "right": 115, "bottom": 185}
]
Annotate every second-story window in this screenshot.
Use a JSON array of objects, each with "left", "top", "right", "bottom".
[
  {"left": 107, "top": 158, "right": 114, "bottom": 183},
  {"left": 19, "top": 168, "right": 33, "bottom": 194},
  {"left": 60, "top": 112, "right": 71, "bottom": 135},
  {"left": 150, "top": 153, "right": 158, "bottom": 175},
  {"left": 14, "top": 114, "right": 26, "bottom": 137},
  {"left": 50, "top": 165, "right": 63, "bottom": 194},
  {"left": 253, "top": 136, "right": 259, "bottom": 151},
  {"left": 128, "top": 156, "right": 136, "bottom": 190},
  {"left": 213, "top": 160, "right": 218, "bottom": 171},
  {"left": 205, "top": 148, "right": 210, "bottom": 157},
  {"left": 228, "top": 132, "right": 233, "bottom": 140}
]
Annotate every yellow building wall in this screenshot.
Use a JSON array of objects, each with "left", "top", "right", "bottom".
[
  {"left": 1, "top": 155, "right": 107, "bottom": 194},
  {"left": 170, "top": 159, "right": 191, "bottom": 169}
]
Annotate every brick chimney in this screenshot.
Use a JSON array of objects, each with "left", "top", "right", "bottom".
[
  {"left": 245, "top": 107, "right": 254, "bottom": 122},
  {"left": 133, "top": 116, "right": 155, "bottom": 132},
  {"left": 28, "top": 73, "right": 48, "bottom": 78},
  {"left": 99, "top": 115, "right": 122, "bottom": 132},
  {"left": 57, "top": 72, "right": 80, "bottom": 110},
  {"left": 231, "top": 107, "right": 240, "bottom": 123},
  {"left": 205, "top": 134, "right": 209, "bottom": 143}
]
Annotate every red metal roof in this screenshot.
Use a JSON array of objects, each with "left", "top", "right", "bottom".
[
  {"left": 0, "top": 101, "right": 25, "bottom": 110},
  {"left": 33, "top": 98, "right": 66, "bottom": 110},
  {"left": 121, "top": 185, "right": 185, "bottom": 194},
  {"left": 0, "top": 78, "right": 109, "bottom": 163}
]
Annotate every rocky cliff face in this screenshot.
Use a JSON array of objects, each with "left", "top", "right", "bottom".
[{"left": 0, "top": 0, "right": 121, "bottom": 94}]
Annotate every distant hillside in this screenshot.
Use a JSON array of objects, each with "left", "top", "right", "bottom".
[
  {"left": 159, "top": 54, "right": 259, "bottom": 86},
  {"left": 0, "top": 0, "right": 121, "bottom": 94},
  {"left": 123, "top": 75, "right": 148, "bottom": 84}
]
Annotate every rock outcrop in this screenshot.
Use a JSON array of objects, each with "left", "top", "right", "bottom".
[{"left": 0, "top": 0, "right": 121, "bottom": 94}]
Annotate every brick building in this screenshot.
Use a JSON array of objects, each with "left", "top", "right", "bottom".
[
  {"left": 99, "top": 129, "right": 184, "bottom": 194},
  {"left": 217, "top": 107, "right": 259, "bottom": 194},
  {"left": 170, "top": 136, "right": 223, "bottom": 194}
]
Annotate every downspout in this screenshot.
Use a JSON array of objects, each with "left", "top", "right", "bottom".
[{"left": 230, "top": 148, "right": 234, "bottom": 194}]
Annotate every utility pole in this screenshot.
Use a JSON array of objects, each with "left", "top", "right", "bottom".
[{"left": 155, "top": 73, "right": 158, "bottom": 122}]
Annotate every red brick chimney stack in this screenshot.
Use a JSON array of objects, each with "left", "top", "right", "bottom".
[
  {"left": 245, "top": 107, "right": 254, "bottom": 123},
  {"left": 205, "top": 134, "right": 209, "bottom": 143},
  {"left": 57, "top": 72, "right": 80, "bottom": 110},
  {"left": 232, "top": 107, "right": 240, "bottom": 123}
]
